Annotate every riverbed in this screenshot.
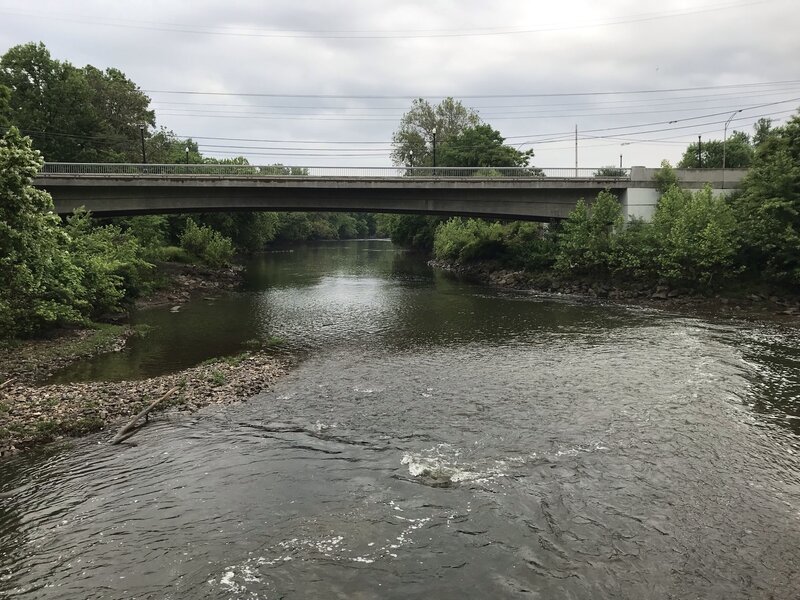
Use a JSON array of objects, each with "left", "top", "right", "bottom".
[{"left": 2, "top": 239, "right": 799, "bottom": 599}]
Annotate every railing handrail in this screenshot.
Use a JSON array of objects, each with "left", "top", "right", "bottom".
[{"left": 37, "top": 163, "right": 633, "bottom": 180}]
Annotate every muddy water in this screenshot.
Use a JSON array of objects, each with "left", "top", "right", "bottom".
[{"left": 2, "top": 240, "right": 800, "bottom": 598}]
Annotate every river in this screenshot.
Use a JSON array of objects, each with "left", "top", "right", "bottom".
[{"left": 2, "top": 240, "right": 800, "bottom": 599}]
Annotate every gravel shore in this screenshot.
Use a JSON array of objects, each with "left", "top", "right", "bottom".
[{"left": 0, "top": 351, "right": 286, "bottom": 458}]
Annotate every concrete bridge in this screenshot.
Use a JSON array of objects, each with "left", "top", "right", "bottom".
[{"left": 34, "top": 164, "right": 748, "bottom": 222}]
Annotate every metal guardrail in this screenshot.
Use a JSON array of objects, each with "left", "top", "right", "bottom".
[{"left": 39, "top": 163, "right": 632, "bottom": 179}]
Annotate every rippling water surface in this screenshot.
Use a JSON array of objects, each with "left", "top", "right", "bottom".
[{"left": 3, "top": 240, "right": 800, "bottom": 599}]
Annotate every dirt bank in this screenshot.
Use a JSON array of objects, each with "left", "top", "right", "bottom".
[{"left": 430, "top": 259, "right": 800, "bottom": 319}]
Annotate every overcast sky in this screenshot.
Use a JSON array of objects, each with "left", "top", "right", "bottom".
[{"left": 1, "top": 0, "right": 798, "bottom": 168}]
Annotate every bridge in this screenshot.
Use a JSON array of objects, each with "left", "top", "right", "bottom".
[{"left": 34, "top": 164, "right": 748, "bottom": 221}]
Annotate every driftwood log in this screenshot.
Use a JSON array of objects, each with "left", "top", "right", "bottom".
[{"left": 110, "top": 387, "right": 177, "bottom": 445}]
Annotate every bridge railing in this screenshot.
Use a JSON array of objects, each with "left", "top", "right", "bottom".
[{"left": 39, "top": 163, "right": 631, "bottom": 180}]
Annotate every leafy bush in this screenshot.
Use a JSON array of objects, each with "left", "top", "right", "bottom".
[
  {"left": 651, "top": 185, "right": 739, "bottom": 284},
  {"left": 554, "top": 190, "right": 623, "bottom": 275},
  {"left": 179, "top": 218, "right": 235, "bottom": 267},
  {"left": 433, "top": 218, "right": 505, "bottom": 262},
  {"left": 499, "top": 222, "right": 556, "bottom": 271},
  {"left": 65, "top": 209, "right": 153, "bottom": 308},
  {"left": 731, "top": 111, "right": 800, "bottom": 284}
]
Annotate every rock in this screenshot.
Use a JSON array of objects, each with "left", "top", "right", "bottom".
[
  {"left": 667, "top": 289, "right": 681, "bottom": 298},
  {"left": 170, "top": 306, "right": 182, "bottom": 313},
  {"left": 651, "top": 290, "right": 669, "bottom": 300}
]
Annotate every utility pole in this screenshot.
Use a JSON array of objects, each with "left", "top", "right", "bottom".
[
  {"left": 697, "top": 135, "right": 702, "bottom": 168},
  {"left": 574, "top": 124, "right": 578, "bottom": 176},
  {"left": 139, "top": 125, "right": 147, "bottom": 164},
  {"left": 619, "top": 154, "right": 623, "bottom": 169},
  {"left": 432, "top": 127, "right": 437, "bottom": 176}
]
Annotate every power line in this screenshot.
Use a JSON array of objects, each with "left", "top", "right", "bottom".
[
  {"left": 149, "top": 85, "right": 800, "bottom": 112},
  {"left": 142, "top": 80, "right": 800, "bottom": 100}
]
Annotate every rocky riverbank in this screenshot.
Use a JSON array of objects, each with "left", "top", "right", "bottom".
[
  {"left": 0, "top": 260, "right": 282, "bottom": 458},
  {"left": 430, "top": 259, "right": 800, "bottom": 318},
  {"left": 136, "top": 261, "right": 244, "bottom": 309},
  {"left": 0, "top": 351, "right": 286, "bottom": 457}
]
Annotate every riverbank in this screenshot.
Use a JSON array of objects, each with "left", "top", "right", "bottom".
[
  {"left": 135, "top": 261, "right": 244, "bottom": 309},
  {"left": 0, "top": 350, "right": 286, "bottom": 457},
  {"left": 430, "top": 259, "right": 800, "bottom": 318},
  {"left": 0, "top": 260, "right": 279, "bottom": 458}
]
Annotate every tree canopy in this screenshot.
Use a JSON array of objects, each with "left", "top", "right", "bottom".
[
  {"left": 677, "top": 131, "right": 754, "bottom": 169},
  {"left": 390, "top": 97, "right": 480, "bottom": 167},
  {"left": 0, "top": 42, "right": 154, "bottom": 162},
  {"left": 438, "top": 124, "right": 532, "bottom": 169}
]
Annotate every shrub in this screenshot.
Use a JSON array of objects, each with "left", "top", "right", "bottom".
[
  {"left": 433, "top": 218, "right": 505, "bottom": 263},
  {"left": 179, "top": 218, "right": 235, "bottom": 267},
  {"left": 554, "top": 190, "right": 623, "bottom": 275}
]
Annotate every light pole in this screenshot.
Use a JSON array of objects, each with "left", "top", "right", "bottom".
[
  {"left": 432, "top": 126, "right": 437, "bottom": 176},
  {"left": 722, "top": 109, "right": 742, "bottom": 188},
  {"left": 619, "top": 154, "right": 623, "bottom": 169},
  {"left": 409, "top": 148, "right": 414, "bottom": 170},
  {"left": 698, "top": 135, "right": 702, "bottom": 168},
  {"left": 139, "top": 125, "right": 147, "bottom": 164},
  {"left": 185, "top": 146, "right": 190, "bottom": 165}
]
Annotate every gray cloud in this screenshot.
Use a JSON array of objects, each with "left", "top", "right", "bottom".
[{"left": 0, "top": 0, "right": 797, "bottom": 168}]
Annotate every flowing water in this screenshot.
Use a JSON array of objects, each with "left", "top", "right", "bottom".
[{"left": 2, "top": 240, "right": 800, "bottom": 599}]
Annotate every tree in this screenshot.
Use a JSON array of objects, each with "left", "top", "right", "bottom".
[
  {"left": 81, "top": 65, "right": 155, "bottom": 162},
  {"left": 752, "top": 118, "right": 775, "bottom": 147},
  {"left": 0, "top": 127, "right": 84, "bottom": 337},
  {"left": 555, "top": 190, "right": 624, "bottom": 274},
  {"left": 594, "top": 166, "right": 626, "bottom": 177},
  {"left": 677, "top": 131, "right": 753, "bottom": 168},
  {"left": 438, "top": 124, "right": 533, "bottom": 170},
  {"left": 0, "top": 83, "right": 10, "bottom": 129},
  {"left": 732, "top": 111, "right": 800, "bottom": 283},
  {"left": 391, "top": 97, "right": 480, "bottom": 167},
  {"left": 651, "top": 186, "right": 739, "bottom": 284},
  {"left": 0, "top": 43, "right": 155, "bottom": 162},
  {"left": 0, "top": 43, "right": 96, "bottom": 161}
]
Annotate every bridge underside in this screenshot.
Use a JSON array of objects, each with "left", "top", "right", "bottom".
[{"left": 38, "top": 177, "right": 628, "bottom": 221}]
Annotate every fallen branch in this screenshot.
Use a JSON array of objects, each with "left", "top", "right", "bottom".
[
  {"left": 110, "top": 387, "right": 177, "bottom": 445},
  {"left": 0, "top": 378, "right": 15, "bottom": 390}
]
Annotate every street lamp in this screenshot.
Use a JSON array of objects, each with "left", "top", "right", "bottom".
[
  {"left": 185, "top": 146, "right": 190, "bottom": 165},
  {"left": 722, "top": 109, "right": 742, "bottom": 188},
  {"left": 432, "top": 126, "right": 437, "bottom": 176},
  {"left": 409, "top": 148, "right": 414, "bottom": 170},
  {"left": 139, "top": 125, "right": 147, "bottom": 164},
  {"left": 698, "top": 135, "right": 702, "bottom": 168}
]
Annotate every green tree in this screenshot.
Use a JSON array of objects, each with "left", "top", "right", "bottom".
[
  {"left": 144, "top": 128, "right": 200, "bottom": 164},
  {"left": 732, "top": 111, "right": 800, "bottom": 283},
  {"left": 0, "top": 43, "right": 96, "bottom": 161},
  {"left": 0, "top": 43, "right": 155, "bottom": 162},
  {"left": 433, "top": 218, "right": 505, "bottom": 262},
  {"left": 438, "top": 124, "right": 533, "bottom": 170},
  {"left": 81, "top": 65, "right": 155, "bottom": 162},
  {"left": 554, "top": 190, "right": 624, "bottom": 274},
  {"left": 0, "top": 128, "right": 85, "bottom": 337},
  {"left": 753, "top": 118, "right": 774, "bottom": 147},
  {"left": 677, "top": 131, "right": 753, "bottom": 168},
  {"left": 651, "top": 186, "right": 739, "bottom": 284},
  {"left": 179, "top": 218, "right": 235, "bottom": 267},
  {"left": 391, "top": 97, "right": 480, "bottom": 167},
  {"left": 0, "top": 83, "right": 10, "bottom": 129}
]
